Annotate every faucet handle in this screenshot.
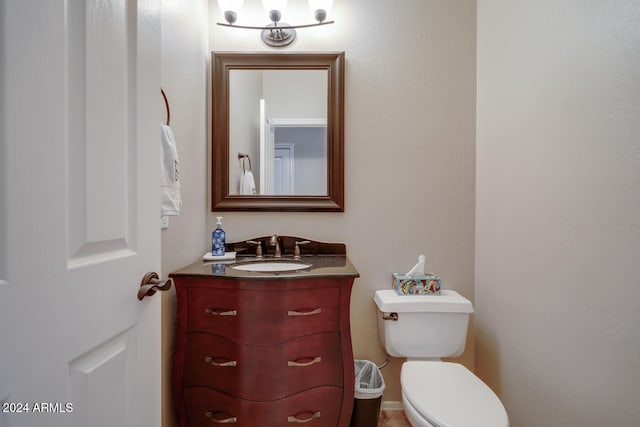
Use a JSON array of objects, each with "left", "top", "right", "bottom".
[
  {"left": 293, "top": 240, "right": 311, "bottom": 259},
  {"left": 246, "top": 240, "right": 263, "bottom": 258}
]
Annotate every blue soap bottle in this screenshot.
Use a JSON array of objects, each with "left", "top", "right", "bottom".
[{"left": 212, "top": 216, "right": 226, "bottom": 256}]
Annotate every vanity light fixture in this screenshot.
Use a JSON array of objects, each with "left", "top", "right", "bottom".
[{"left": 216, "top": 0, "right": 334, "bottom": 47}]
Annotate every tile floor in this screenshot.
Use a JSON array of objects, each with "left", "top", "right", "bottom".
[{"left": 378, "top": 410, "right": 411, "bottom": 427}]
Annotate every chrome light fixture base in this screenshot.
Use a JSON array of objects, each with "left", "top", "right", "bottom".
[{"left": 261, "top": 23, "right": 296, "bottom": 47}]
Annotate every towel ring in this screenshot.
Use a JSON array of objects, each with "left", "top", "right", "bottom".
[
  {"left": 238, "top": 153, "right": 252, "bottom": 173},
  {"left": 161, "top": 88, "right": 170, "bottom": 126}
]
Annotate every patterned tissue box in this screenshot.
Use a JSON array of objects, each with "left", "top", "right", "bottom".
[{"left": 392, "top": 273, "right": 442, "bottom": 295}]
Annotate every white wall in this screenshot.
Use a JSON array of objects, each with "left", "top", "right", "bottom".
[
  {"left": 476, "top": 1, "right": 640, "bottom": 426},
  {"left": 160, "top": 1, "right": 209, "bottom": 425},
  {"left": 209, "top": 0, "right": 477, "bottom": 402},
  {"left": 229, "top": 70, "right": 262, "bottom": 193},
  {"left": 263, "top": 70, "right": 327, "bottom": 118},
  {"left": 160, "top": 0, "right": 209, "bottom": 273}
]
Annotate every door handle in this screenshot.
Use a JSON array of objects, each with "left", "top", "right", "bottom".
[{"left": 137, "top": 272, "right": 172, "bottom": 300}]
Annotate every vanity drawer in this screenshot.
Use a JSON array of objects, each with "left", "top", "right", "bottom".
[
  {"left": 184, "top": 386, "right": 343, "bottom": 427},
  {"left": 187, "top": 287, "right": 340, "bottom": 343},
  {"left": 183, "top": 331, "right": 343, "bottom": 400}
]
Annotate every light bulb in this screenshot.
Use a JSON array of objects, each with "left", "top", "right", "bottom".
[
  {"left": 308, "top": 0, "right": 333, "bottom": 22},
  {"left": 262, "top": 0, "right": 287, "bottom": 23},
  {"left": 217, "top": 0, "right": 243, "bottom": 24},
  {"left": 262, "top": 0, "right": 287, "bottom": 12}
]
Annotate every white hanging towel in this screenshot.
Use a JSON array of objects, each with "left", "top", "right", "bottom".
[
  {"left": 239, "top": 170, "right": 256, "bottom": 195},
  {"left": 161, "top": 123, "right": 182, "bottom": 216}
]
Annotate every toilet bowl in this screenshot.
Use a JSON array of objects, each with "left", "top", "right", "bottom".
[
  {"left": 374, "top": 290, "right": 508, "bottom": 427},
  {"left": 401, "top": 361, "right": 508, "bottom": 427}
]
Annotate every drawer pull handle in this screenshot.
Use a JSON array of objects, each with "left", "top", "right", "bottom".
[
  {"left": 205, "top": 357, "right": 237, "bottom": 367},
  {"left": 288, "top": 356, "right": 321, "bottom": 367},
  {"left": 206, "top": 411, "right": 237, "bottom": 424},
  {"left": 287, "top": 411, "right": 321, "bottom": 423},
  {"left": 287, "top": 308, "right": 321, "bottom": 317},
  {"left": 205, "top": 308, "right": 237, "bottom": 316}
]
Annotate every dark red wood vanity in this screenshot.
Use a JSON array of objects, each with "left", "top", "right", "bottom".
[{"left": 170, "top": 238, "right": 359, "bottom": 427}]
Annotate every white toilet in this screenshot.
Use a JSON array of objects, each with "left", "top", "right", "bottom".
[{"left": 374, "top": 289, "right": 509, "bottom": 427}]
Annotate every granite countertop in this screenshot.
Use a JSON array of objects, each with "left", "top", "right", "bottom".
[{"left": 169, "top": 255, "right": 360, "bottom": 280}]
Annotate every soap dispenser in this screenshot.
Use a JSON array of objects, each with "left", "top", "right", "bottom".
[{"left": 212, "top": 216, "right": 226, "bottom": 256}]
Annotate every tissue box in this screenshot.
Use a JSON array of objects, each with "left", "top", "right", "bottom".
[{"left": 392, "top": 273, "right": 441, "bottom": 295}]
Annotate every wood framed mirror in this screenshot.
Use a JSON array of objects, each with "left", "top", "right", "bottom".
[{"left": 211, "top": 52, "right": 345, "bottom": 212}]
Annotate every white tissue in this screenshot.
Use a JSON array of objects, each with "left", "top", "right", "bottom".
[{"left": 405, "top": 254, "right": 426, "bottom": 277}]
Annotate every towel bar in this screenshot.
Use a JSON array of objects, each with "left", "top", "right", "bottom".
[
  {"left": 161, "top": 88, "right": 170, "bottom": 126},
  {"left": 237, "top": 152, "right": 252, "bottom": 172}
]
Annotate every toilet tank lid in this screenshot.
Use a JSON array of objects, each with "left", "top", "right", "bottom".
[{"left": 374, "top": 289, "right": 474, "bottom": 313}]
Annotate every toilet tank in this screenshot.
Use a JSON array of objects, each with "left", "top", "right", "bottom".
[{"left": 374, "top": 289, "right": 474, "bottom": 358}]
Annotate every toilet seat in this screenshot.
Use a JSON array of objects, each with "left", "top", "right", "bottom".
[{"left": 401, "top": 361, "right": 509, "bottom": 427}]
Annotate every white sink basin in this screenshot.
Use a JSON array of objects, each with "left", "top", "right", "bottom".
[{"left": 231, "top": 261, "right": 312, "bottom": 272}]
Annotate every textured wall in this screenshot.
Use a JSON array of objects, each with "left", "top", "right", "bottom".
[{"left": 476, "top": 1, "right": 640, "bottom": 425}]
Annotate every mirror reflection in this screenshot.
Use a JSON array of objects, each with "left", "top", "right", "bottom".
[
  {"left": 211, "top": 52, "right": 344, "bottom": 212},
  {"left": 228, "top": 69, "right": 328, "bottom": 196}
]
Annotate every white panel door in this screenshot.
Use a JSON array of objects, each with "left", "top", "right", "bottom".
[
  {"left": 0, "top": 1, "right": 161, "bottom": 426},
  {"left": 274, "top": 145, "right": 294, "bottom": 195}
]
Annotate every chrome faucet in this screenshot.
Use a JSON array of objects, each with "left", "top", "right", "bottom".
[{"left": 270, "top": 234, "right": 282, "bottom": 258}]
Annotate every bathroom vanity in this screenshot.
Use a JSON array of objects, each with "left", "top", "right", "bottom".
[{"left": 170, "top": 237, "right": 359, "bottom": 427}]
